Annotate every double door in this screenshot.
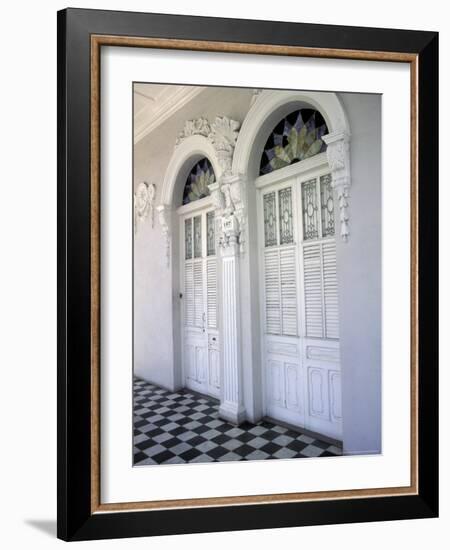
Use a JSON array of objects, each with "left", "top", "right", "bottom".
[
  {"left": 259, "top": 167, "right": 342, "bottom": 440},
  {"left": 181, "top": 208, "right": 220, "bottom": 398}
]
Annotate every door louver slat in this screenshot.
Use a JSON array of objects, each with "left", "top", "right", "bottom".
[
  {"left": 264, "top": 250, "right": 281, "bottom": 335},
  {"left": 303, "top": 241, "right": 339, "bottom": 339},
  {"left": 323, "top": 241, "right": 339, "bottom": 339},
  {"left": 184, "top": 263, "right": 194, "bottom": 326},
  {"left": 303, "top": 243, "right": 323, "bottom": 337},
  {"left": 264, "top": 248, "right": 298, "bottom": 337},
  {"left": 193, "top": 261, "right": 203, "bottom": 327},
  {"left": 206, "top": 258, "right": 217, "bottom": 329},
  {"left": 280, "top": 247, "right": 298, "bottom": 336}
]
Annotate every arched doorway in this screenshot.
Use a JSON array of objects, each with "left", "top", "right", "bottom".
[
  {"left": 233, "top": 91, "right": 351, "bottom": 440},
  {"left": 256, "top": 109, "right": 341, "bottom": 439},
  {"left": 177, "top": 157, "right": 220, "bottom": 398},
  {"left": 158, "top": 133, "right": 223, "bottom": 395}
]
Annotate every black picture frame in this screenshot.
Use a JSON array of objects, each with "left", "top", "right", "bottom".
[{"left": 57, "top": 7, "right": 438, "bottom": 541}]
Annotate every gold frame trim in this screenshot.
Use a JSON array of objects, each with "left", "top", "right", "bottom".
[{"left": 90, "top": 35, "right": 419, "bottom": 514}]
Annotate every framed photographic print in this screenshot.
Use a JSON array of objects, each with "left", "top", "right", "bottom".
[{"left": 57, "top": 8, "right": 439, "bottom": 541}]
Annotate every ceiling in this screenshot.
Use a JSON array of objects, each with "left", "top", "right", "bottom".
[{"left": 133, "top": 83, "right": 206, "bottom": 144}]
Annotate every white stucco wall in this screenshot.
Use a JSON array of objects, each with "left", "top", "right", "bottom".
[{"left": 337, "top": 92, "right": 382, "bottom": 454}]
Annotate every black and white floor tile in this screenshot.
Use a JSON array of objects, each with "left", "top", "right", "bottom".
[{"left": 133, "top": 377, "right": 342, "bottom": 465}]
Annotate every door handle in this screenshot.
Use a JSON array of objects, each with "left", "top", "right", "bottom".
[{"left": 202, "top": 312, "right": 206, "bottom": 333}]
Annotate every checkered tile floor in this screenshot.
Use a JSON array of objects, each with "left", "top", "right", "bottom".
[{"left": 134, "top": 377, "right": 342, "bottom": 465}]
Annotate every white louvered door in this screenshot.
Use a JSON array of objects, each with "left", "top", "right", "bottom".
[
  {"left": 182, "top": 209, "right": 220, "bottom": 399},
  {"left": 260, "top": 170, "right": 342, "bottom": 440}
]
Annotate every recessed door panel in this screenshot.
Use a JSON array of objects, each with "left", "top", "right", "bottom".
[
  {"left": 308, "top": 367, "right": 327, "bottom": 419},
  {"left": 185, "top": 344, "right": 196, "bottom": 381},
  {"left": 285, "top": 363, "right": 300, "bottom": 411},
  {"left": 269, "top": 360, "right": 284, "bottom": 406},
  {"left": 208, "top": 347, "right": 220, "bottom": 397},
  {"left": 182, "top": 209, "right": 220, "bottom": 399},
  {"left": 329, "top": 370, "right": 342, "bottom": 422}
]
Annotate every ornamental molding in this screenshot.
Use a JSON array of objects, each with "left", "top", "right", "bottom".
[
  {"left": 208, "top": 116, "right": 240, "bottom": 153},
  {"left": 156, "top": 204, "right": 171, "bottom": 267},
  {"left": 216, "top": 174, "right": 247, "bottom": 254},
  {"left": 208, "top": 181, "right": 225, "bottom": 212},
  {"left": 134, "top": 86, "right": 206, "bottom": 144},
  {"left": 208, "top": 117, "right": 241, "bottom": 176},
  {"left": 134, "top": 181, "right": 156, "bottom": 233},
  {"left": 323, "top": 131, "right": 351, "bottom": 242},
  {"left": 173, "top": 116, "right": 242, "bottom": 176},
  {"left": 250, "top": 88, "right": 263, "bottom": 106},
  {"left": 175, "top": 117, "right": 211, "bottom": 146}
]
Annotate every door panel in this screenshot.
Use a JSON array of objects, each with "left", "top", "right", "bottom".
[
  {"left": 285, "top": 363, "right": 300, "bottom": 411},
  {"left": 269, "top": 360, "right": 284, "bottom": 406},
  {"left": 265, "top": 336, "right": 305, "bottom": 426},
  {"left": 303, "top": 338, "right": 342, "bottom": 439},
  {"left": 260, "top": 171, "right": 342, "bottom": 441},
  {"left": 208, "top": 345, "right": 220, "bottom": 398},
  {"left": 329, "top": 370, "right": 342, "bottom": 422},
  {"left": 308, "top": 367, "right": 327, "bottom": 418},
  {"left": 185, "top": 343, "right": 196, "bottom": 381},
  {"left": 196, "top": 346, "right": 207, "bottom": 384},
  {"left": 182, "top": 209, "right": 220, "bottom": 398}
]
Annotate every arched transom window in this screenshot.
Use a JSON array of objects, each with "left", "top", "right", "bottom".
[
  {"left": 260, "top": 109, "right": 328, "bottom": 175},
  {"left": 182, "top": 157, "right": 216, "bottom": 205}
]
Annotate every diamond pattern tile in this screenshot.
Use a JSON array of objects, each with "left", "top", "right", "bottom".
[{"left": 133, "top": 377, "right": 342, "bottom": 465}]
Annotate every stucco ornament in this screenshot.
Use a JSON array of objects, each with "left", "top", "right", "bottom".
[
  {"left": 209, "top": 181, "right": 225, "bottom": 211},
  {"left": 250, "top": 88, "right": 263, "bottom": 106},
  {"left": 208, "top": 116, "right": 241, "bottom": 175},
  {"left": 217, "top": 175, "right": 247, "bottom": 254},
  {"left": 323, "top": 131, "right": 352, "bottom": 242},
  {"left": 175, "top": 117, "right": 211, "bottom": 146},
  {"left": 221, "top": 183, "right": 235, "bottom": 217},
  {"left": 134, "top": 181, "right": 156, "bottom": 233},
  {"left": 156, "top": 205, "right": 171, "bottom": 268}
]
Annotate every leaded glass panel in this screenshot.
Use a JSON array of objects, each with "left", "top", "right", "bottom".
[
  {"left": 302, "top": 178, "right": 319, "bottom": 240},
  {"left": 193, "top": 215, "right": 202, "bottom": 258},
  {"left": 184, "top": 218, "right": 192, "bottom": 260},
  {"left": 206, "top": 211, "right": 215, "bottom": 256},
  {"left": 320, "top": 174, "right": 335, "bottom": 237},
  {"left": 263, "top": 192, "right": 277, "bottom": 247},
  {"left": 182, "top": 158, "right": 216, "bottom": 205},
  {"left": 260, "top": 109, "right": 328, "bottom": 175},
  {"left": 278, "top": 187, "right": 294, "bottom": 245}
]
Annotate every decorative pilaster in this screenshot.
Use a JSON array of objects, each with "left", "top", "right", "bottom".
[
  {"left": 215, "top": 174, "right": 247, "bottom": 253},
  {"left": 156, "top": 204, "right": 171, "bottom": 267},
  {"left": 207, "top": 116, "right": 247, "bottom": 253},
  {"left": 206, "top": 116, "right": 246, "bottom": 423},
  {"left": 323, "top": 131, "right": 351, "bottom": 242},
  {"left": 218, "top": 211, "right": 246, "bottom": 424}
]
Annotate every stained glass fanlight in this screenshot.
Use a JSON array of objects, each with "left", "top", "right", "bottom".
[
  {"left": 260, "top": 109, "right": 328, "bottom": 176},
  {"left": 182, "top": 158, "right": 216, "bottom": 205}
]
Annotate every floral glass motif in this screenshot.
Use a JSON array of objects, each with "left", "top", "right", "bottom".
[
  {"left": 182, "top": 158, "right": 216, "bottom": 205},
  {"left": 278, "top": 187, "right": 294, "bottom": 245},
  {"left": 206, "top": 211, "right": 215, "bottom": 256},
  {"left": 185, "top": 218, "right": 193, "bottom": 260},
  {"left": 193, "top": 215, "right": 202, "bottom": 258},
  {"left": 263, "top": 192, "right": 277, "bottom": 247},
  {"left": 320, "top": 174, "right": 335, "bottom": 237},
  {"left": 260, "top": 109, "right": 328, "bottom": 176},
  {"left": 302, "top": 178, "right": 320, "bottom": 240}
]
